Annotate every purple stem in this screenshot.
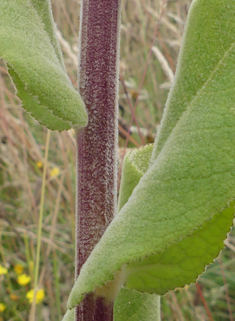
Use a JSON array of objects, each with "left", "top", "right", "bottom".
[
  {"left": 75, "top": 294, "right": 114, "bottom": 321},
  {"left": 75, "top": 0, "right": 121, "bottom": 320}
]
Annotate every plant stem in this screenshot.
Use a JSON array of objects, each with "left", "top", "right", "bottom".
[
  {"left": 75, "top": 293, "right": 114, "bottom": 321},
  {"left": 75, "top": 0, "right": 121, "bottom": 320}
]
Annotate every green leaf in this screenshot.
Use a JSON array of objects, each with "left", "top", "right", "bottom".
[
  {"left": 150, "top": 0, "right": 235, "bottom": 163},
  {"left": 63, "top": 146, "right": 158, "bottom": 320},
  {"left": 67, "top": 0, "right": 235, "bottom": 308},
  {"left": 117, "top": 145, "right": 154, "bottom": 212},
  {"left": 29, "top": 0, "right": 65, "bottom": 67},
  {"left": 114, "top": 289, "right": 160, "bottom": 321},
  {"left": 61, "top": 309, "right": 75, "bottom": 321},
  {"left": 115, "top": 146, "right": 160, "bottom": 321},
  {"left": 0, "top": 0, "right": 87, "bottom": 131},
  {"left": 62, "top": 292, "right": 160, "bottom": 321}
]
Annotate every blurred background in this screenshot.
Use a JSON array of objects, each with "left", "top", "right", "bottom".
[{"left": 0, "top": 0, "right": 235, "bottom": 320}]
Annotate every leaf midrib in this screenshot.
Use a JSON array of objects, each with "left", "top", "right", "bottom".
[{"left": 155, "top": 41, "right": 235, "bottom": 163}]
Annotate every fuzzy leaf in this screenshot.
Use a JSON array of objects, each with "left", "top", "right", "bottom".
[
  {"left": 29, "top": 0, "right": 65, "bottom": 67},
  {"left": 114, "top": 289, "right": 160, "bottom": 321},
  {"left": 63, "top": 146, "right": 158, "bottom": 320},
  {"left": 115, "top": 146, "right": 160, "bottom": 321},
  {"left": 0, "top": 0, "right": 87, "bottom": 131},
  {"left": 117, "top": 145, "right": 154, "bottom": 212},
  {"left": 61, "top": 309, "right": 74, "bottom": 321},
  {"left": 68, "top": 0, "right": 235, "bottom": 309}
]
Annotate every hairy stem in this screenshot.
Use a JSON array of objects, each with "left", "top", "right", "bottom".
[{"left": 75, "top": 0, "right": 121, "bottom": 319}]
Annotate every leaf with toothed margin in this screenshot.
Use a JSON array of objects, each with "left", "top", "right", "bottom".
[
  {"left": 115, "top": 146, "right": 160, "bottom": 321},
  {"left": 62, "top": 146, "right": 160, "bottom": 320},
  {"left": 67, "top": 0, "right": 235, "bottom": 310},
  {"left": 0, "top": 0, "right": 87, "bottom": 131}
]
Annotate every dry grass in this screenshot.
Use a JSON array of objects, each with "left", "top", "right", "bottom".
[{"left": 0, "top": 0, "right": 235, "bottom": 320}]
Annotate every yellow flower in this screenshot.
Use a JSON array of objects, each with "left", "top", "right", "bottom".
[
  {"left": 50, "top": 167, "right": 60, "bottom": 177},
  {"left": 14, "top": 264, "right": 24, "bottom": 275},
  {"left": 0, "top": 303, "right": 6, "bottom": 312},
  {"left": 17, "top": 274, "right": 31, "bottom": 286},
  {"left": 36, "top": 161, "right": 43, "bottom": 169},
  {"left": 0, "top": 265, "right": 7, "bottom": 275},
  {"left": 26, "top": 288, "right": 45, "bottom": 304}
]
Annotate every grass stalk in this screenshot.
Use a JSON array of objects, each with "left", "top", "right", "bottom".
[
  {"left": 53, "top": 250, "right": 62, "bottom": 319},
  {"left": 29, "top": 129, "right": 51, "bottom": 321},
  {"left": 219, "top": 258, "right": 234, "bottom": 321},
  {"left": 195, "top": 283, "right": 214, "bottom": 321}
]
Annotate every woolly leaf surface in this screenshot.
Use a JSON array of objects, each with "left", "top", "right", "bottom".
[
  {"left": 114, "top": 289, "right": 160, "bottom": 321},
  {"left": 115, "top": 145, "right": 160, "bottom": 321},
  {"left": 0, "top": 0, "right": 87, "bottom": 130},
  {"left": 68, "top": 0, "right": 235, "bottom": 309},
  {"left": 29, "top": 0, "right": 65, "bottom": 66},
  {"left": 61, "top": 309, "right": 74, "bottom": 321},
  {"left": 63, "top": 146, "right": 158, "bottom": 320},
  {"left": 117, "top": 145, "right": 153, "bottom": 212}
]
